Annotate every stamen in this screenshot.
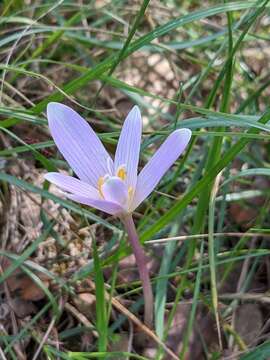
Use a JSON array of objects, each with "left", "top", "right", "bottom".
[
  {"left": 117, "top": 166, "right": 127, "bottom": 181},
  {"left": 128, "top": 186, "right": 133, "bottom": 199},
  {"left": 98, "top": 176, "right": 105, "bottom": 198}
]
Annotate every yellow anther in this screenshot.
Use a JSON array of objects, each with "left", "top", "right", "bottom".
[
  {"left": 117, "top": 167, "right": 127, "bottom": 181},
  {"left": 128, "top": 186, "right": 133, "bottom": 199},
  {"left": 98, "top": 176, "right": 105, "bottom": 198}
]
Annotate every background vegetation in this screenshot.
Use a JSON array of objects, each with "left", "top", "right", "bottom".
[{"left": 1, "top": 0, "right": 270, "bottom": 359}]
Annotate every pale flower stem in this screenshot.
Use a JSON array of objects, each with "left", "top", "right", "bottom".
[{"left": 121, "top": 214, "right": 154, "bottom": 328}]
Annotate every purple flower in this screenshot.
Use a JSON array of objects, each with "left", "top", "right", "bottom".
[{"left": 45, "top": 103, "right": 191, "bottom": 216}]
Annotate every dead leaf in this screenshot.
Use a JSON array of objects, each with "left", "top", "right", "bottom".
[
  {"left": 104, "top": 253, "right": 159, "bottom": 286},
  {"left": 234, "top": 303, "right": 263, "bottom": 345},
  {"left": 2, "top": 257, "right": 50, "bottom": 301},
  {"left": 137, "top": 304, "right": 220, "bottom": 360},
  {"left": 229, "top": 203, "right": 257, "bottom": 229},
  {"left": 109, "top": 333, "right": 130, "bottom": 359},
  {"left": 9, "top": 297, "right": 37, "bottom": 318},
  {"left": 72, "top": 292, "right": 96, "bottom": 322}
]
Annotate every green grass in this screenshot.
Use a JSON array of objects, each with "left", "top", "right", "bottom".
[{"left": 1, "top": 0, "right": 270, "bottom": 359}]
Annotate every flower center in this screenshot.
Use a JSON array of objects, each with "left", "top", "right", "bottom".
[{"left": 97, "top": 164, "right": 133, "bottom": 208}]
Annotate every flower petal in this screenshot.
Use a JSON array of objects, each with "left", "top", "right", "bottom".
[
  {"left": 45, "top": 172, "right": 123, "bottom": 215},
  {"left": 45, "top": 172, "right": 99, "bottom": 198},
  {"left": 101, "top": 177, "right": 128, "bottom": 207},
  {"left": 66, "top": 194, "right": 124, "bottom": 215},
  {"left": 114, "top": 106, "right": 142, "bottom": 189},
  {"left": 131, "top": 129, "right": 192, "bottom": 210},
  {"left": 47, "top": 102, "right": 111, "bottom": 186}
]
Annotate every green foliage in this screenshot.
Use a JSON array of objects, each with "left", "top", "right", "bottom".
[{"left": 0, "top": 0, "right": 270, "bottom": 358}]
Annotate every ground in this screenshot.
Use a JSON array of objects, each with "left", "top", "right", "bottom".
[{"left": 1, "top": 1, "right": 270, "bottom": 359}]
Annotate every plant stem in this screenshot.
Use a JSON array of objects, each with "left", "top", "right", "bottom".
[{"left": 121, "top": 214, "right": 154, "bottom": 328}]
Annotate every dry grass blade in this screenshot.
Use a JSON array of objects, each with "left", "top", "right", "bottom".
[{"left": 87, "top": 279, "right": 179, "bottom": 360}]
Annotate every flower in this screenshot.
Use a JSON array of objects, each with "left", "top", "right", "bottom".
[{"left": 45, "top": 103, "right": 191, "bottom": 216}]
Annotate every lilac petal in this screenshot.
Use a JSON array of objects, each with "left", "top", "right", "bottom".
[
  {"left": 47, "top": 102, "right": 111, "bottom": 187},
  {"left": 101, "top": 177, "right": 128, "bottom": 207},
  {"left": 107, "top": 157, "right": 114, "bottom": 176},
  {"left": 44, "top": 172, "right": 99, "bottom": 198},
  {"left": 66, "top": 194, "right": 124, "bottom": 215},
  {"left": 114, "top": 106, "right": 142, "bottom": 189},
  {"left": 131, "top": 129, "right": 192, "bottom": 210}
]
